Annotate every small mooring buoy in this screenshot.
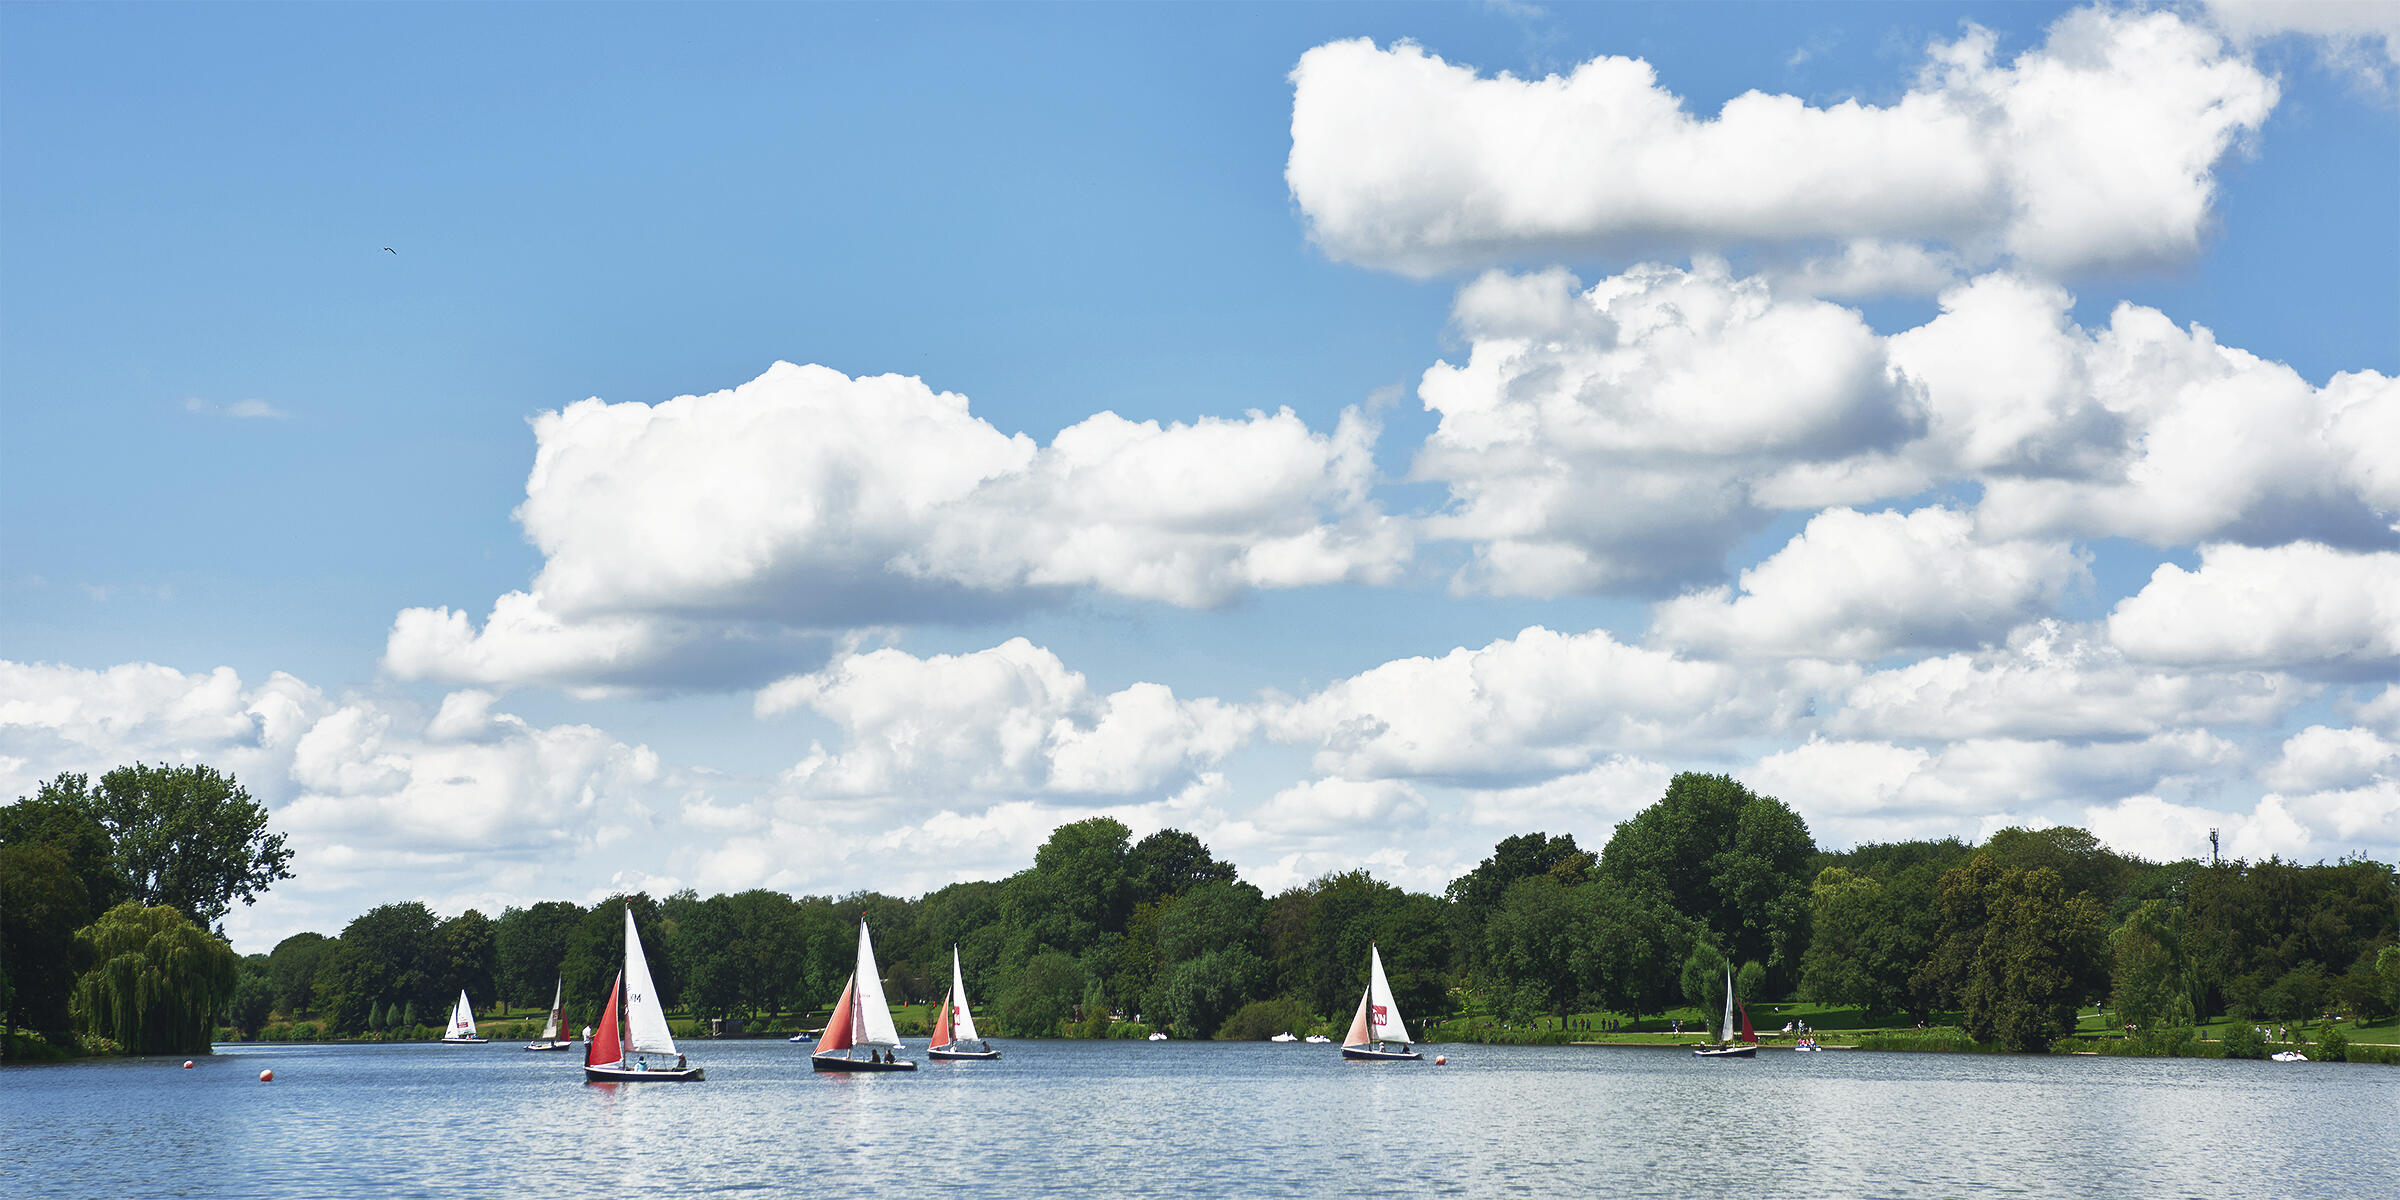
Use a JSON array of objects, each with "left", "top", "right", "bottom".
[
  {"left": 259, "top": 1069, "right": 274, "bottom": 1082},
  {"left": 182, "top": 1060, "right": 194, "bottom": 1070},
  {"left": 1434, "top": 1055, "right": 1447, "bottom": 1065}
]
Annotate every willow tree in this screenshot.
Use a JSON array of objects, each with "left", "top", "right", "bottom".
[{"left": 71, "top": 902, "right": 238, "bottom": 1054}]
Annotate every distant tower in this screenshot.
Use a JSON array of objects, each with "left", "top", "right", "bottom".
[{"left": 2208, "top": 828, "right": 2220, "bottom": 865}]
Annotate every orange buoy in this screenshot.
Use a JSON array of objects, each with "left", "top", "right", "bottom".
[
  {"left": 183, "top": 1060, "right": 195, "bottom": 1069},
  {"left": 1434, "top": 1055, "right": 1447, "bottom": 1065},
  {"left": 259, "top": 1069, "right": 274, "bottom": 1082}
]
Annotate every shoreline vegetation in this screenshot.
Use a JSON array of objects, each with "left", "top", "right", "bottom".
[{"left": 9, "top": 768, "right": 2398, "bottom": 1069}]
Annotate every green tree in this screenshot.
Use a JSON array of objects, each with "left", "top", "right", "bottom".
[
  {"left": 316, "top": 902, "right": 440, "bottom": 1032},
  {"left": 71, "top": 902, "right": 239, "bottom": 1054},
  {"left": 1150, "top": 945, "right": 1269, "bottom": 1038},
  {"left": 996, "top": 951, "right": 1091, "bottom": 1037},
  {"left": 1002, "top": 818, "right": 1133, "bottom": 962},
  {"left": 1601, "top": 773, "right": 1816, "bottom": 994},
  {"left": 1949, "top": 863, "right": 2109, "bottom": 1052},
  {"left": 1127, "top": 828, "right": 1236, "bottom": 909},
  {"left": 228, "top": 956, "right": 275, "bottom": 1038},
  {"left": 1, "top": 841, "right": 97, "bottom": 1043},
  {"left": 1449, "top": 832, "right": 1593, "bottom": 974},
  {"left": 267, "top": 932, "right": 333, "bottom": 1017},
  {"left": 2111, "top": 899, "right": 2194, "bottom": 1030},
  {"left": 1679, "top": 941, "right": 1731, "bottom": 1017},
  {"left": 3, "top": 788, "right": 127, "bottom": 913},
  {"left": 1573, "top": 878, "right": 1700, "bottom": 1023},
  {"left": 63, "top": 764, "right": 293, "bottom": 929},
  {"left": 438, "top": 910, "right": 497, "bottom": 1008},
  {"left": 492, "top": 901, "right": 584, "bottom": 1011},
  {"left": 1800, "top": 863, "right": 1943, "bottom": 1018}
]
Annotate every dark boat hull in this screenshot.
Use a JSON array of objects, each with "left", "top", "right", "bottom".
[
  {"left": 927, "top": 1046, "right": 1001, "bottom": 1061},
  {"left": 1693, "top": 1045, "right": 1757, "bottom": 1058},
  {"left": 584, "top": 1062, "right": 703, "bottom": 1081},
  {"left": 1342, "top": 1045, "right": 1423, "bottom": 1061},
  {"left": 813, "top": 1053, "right": 918, "bottom": 1072}
]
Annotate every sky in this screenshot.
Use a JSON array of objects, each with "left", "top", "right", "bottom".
[{"left": 2, "top": 1, "right": 2395, "bottom": 955}]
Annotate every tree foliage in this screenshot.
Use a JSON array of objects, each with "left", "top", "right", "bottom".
[
  {"left": 71, "top": 902, "right": 238, "bottom": 1054},
  {"left": 1601, "top": 773, "right": 1816, "bottom": 993},
  {"left": 57, "top": 765, "right": 293, "bottom": 929}
]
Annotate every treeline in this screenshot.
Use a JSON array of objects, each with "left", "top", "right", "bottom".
[{"left": 11, "top": 767, "right": 2399, "bottom": 1058}]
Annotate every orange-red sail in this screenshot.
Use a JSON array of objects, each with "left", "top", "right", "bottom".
[
  {"left": 1737, "top": 1001, "right": 1757, "bottom": 1045},
  {"left": 587, "top": 972, "right": 623, "bottom": 1066},
  {"left": 817, "top": 976, "right": 857, "bottom": 1053},
  {"left": 930, "top": 988, "right": 953, "bottom": 1050}
]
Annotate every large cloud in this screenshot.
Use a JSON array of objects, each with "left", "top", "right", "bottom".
[
  {"left": 1894, "top": 280, "right": 2400, "bottom": 549},
  {"left": 1288, "top": 7, "right": 2275, "bottom": 277},
  {"left": 1651, "top": 506, "right": 2084, "bottom": 659},
  {"left": 387, "top": 362, "right": 1408, "bottom": 689},
  {"left": 1262, "top": 624, "right": 1808, "bottom": 783},
  {"left": 2107, "top": 543, "right": 2400, "bottom": 674},
  {"left": 1825, "top": 620, "right": 2304, "bottom": 742},
  {"left": 757, "top": 637, "right": 1254, "bottom": 804},
  {"left": 1414, "top": 260, "right": 1921, "bottom": 594},
  {"left": 1415, "top": 261, "right": 2398, "bottom": 600}
]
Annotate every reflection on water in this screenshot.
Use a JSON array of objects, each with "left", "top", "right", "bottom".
[{"left": 5, "top": 1039, "right": 2396, "bottom": 1198}]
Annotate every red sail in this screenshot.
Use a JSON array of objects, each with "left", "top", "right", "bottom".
[
  {"left": 1736, "top": 1001, "right": 1757, "bottom": 1044},
  {"left": 588, "top": 972, "right": 623, "bottom": 1067},
  {"left": 929, "top": 988, "right": 953, "bottom": 1050},
  {"left": 817, "top": 976, "right": 857, "bottom": 1053}
]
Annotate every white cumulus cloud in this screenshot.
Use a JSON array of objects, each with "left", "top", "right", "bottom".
[
  {"left": 1651, "top": 506, "right": 2085, "bottom": 659},
  {"left": 2107, "top": 543, "right": 2400, "bottom": 673},
  {"left": 1287, "top": 7, "right": 2275, "bottom": 278}
]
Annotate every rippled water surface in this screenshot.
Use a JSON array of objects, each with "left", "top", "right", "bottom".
[{"left": 6, "top": 1039, "right": 2396, "bottom": 1198}]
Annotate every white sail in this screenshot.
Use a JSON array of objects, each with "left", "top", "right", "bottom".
[
  {"left": 854, "top": 921, "right": 902, "bottom": 1048},
  {"left": 539, "top": 979, "right": 563, "bottom": 1040},
  {"left": 1366, "top": 944, "right": 1412, "bottom": 1044},
  {"left": 949, "top": 946, "right": 982, "bottom": 1045},
  {"left": 624, "top": 907, "right": 678, "bottom": 1055},
  {"left": 1720, "top": 967, "right": 1735, "bottom": 1043},
  {"left": 446, "top": 990, "right": 478, "bottom": 1039}
]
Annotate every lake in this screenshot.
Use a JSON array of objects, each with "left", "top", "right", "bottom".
[{"left": 4, "top": 1039, "right": 2394, "bottom": 1198}]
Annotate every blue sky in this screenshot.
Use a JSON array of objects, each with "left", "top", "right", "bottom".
[{"left": 3, "top": 2, "right": 2394, "bottom": 953}]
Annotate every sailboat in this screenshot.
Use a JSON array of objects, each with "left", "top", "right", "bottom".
[
  {"left": 1693, "top": 967, "right": 1757, "bottom": 1059},
  {"left": 441, "top": 989, "right": 488, "bottom": 1044},
  {"left": 1340, "top": 944, "right": 1421, "bottom": 1061},
  {"left": 584, "top": 908, "right": 703, "bottom": 1082},
  {"left": 812, "top": 919, "right": 917, "bottom": 1072},
  {"left": 524, "top": 978, "right": 574, "bottom": 1051},
  {"left": 926, "top": 945, "right": 1000, "bottom": 1061}
]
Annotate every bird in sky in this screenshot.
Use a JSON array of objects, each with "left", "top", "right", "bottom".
[{"left": 382, "top": 246, "right": 396, "bottom": 254}]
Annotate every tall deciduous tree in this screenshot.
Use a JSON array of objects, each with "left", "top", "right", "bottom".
[
  {"left": 492, "top": 901, "right": 584, "bottom": 1010},
  {"left": 71, "top": 902, "right": 238, "bottom": 1054},
  {"left": 62, "top": 764, "right": 293, "bottom": 929},
  {"left": 1601, "top": 773, "right": 1816, "bottom": 994},
  {"left": 1, "top": 842, "right": 95, "bottom": 1043},
  {"left": 1931, "top": 858, "right": 2109, "bottom": 1051},
  {"left": 1127, "top": 829, "right": 1236, "bottom": 909},
  {"left": 267, "top": 932, "right": 332, "bottom": 1017},
  {"left": 437, "top": 910, "right": 497, "bottom": 1008},
  {"left": 316, "top": 902, "right": 441, "bottom": 1032},
  {"left": 2111, "top": 899, "right": 2193, "bottom": 1030}
]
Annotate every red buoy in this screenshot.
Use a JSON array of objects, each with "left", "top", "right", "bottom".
[
  {"left": 259, "top": 1069, "right": 274, "bottom": 1082},
  {"left": 1434, "top": 1055, "right": 1447, "bottom": 1065},
  {"left": 183, "top": 1060, "right": 195, "bottom": 1069}
]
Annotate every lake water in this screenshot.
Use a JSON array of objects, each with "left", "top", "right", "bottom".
[{"left": 4, "top": 1039, "right": 2395, "bottom": 1198}]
